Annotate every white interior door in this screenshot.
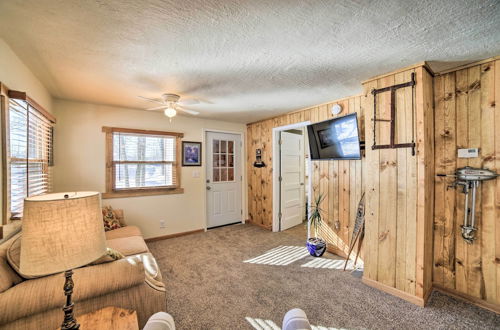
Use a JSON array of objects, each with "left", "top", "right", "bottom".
[
  {"left": 280, "top": 130, "right": 305, "bottom": 231},
  {"left": 206, "top": 132, "right": 242, "bottom": 228}
]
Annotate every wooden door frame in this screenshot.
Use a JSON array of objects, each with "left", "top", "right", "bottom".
[
  {"left": 202, "top": 129, "right": 246, "bottom": 231},
  {"left": 272, "top": 121, "right": 311, "bottom": 234}
]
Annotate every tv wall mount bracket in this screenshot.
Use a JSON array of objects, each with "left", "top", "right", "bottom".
[{"left": 371, "top": 72, "right": 416, "bottom": 156}]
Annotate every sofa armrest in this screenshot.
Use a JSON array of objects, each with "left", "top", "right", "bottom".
[{"left": 0, "top": 257, "right": 145, "bottom": 325}]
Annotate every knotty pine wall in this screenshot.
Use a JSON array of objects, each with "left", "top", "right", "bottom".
[
  {"left": 433, "top": 59, "right": 500, "bottom": 311},
  {"left": 361, "top": 65, "right": 435, "bottom": 305},
  {"left": 247, "top": 58, "right": 500, "bottom": 311},
  {"left": 246, "top": 95, "right": 364, "bottom": 258}
]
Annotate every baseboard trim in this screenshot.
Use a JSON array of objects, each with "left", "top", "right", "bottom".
[
  {"left": 362, "top": 277, "right": 426, "bottom": 307},
  {"left": 207, "top": 221, "right": 242, "bottom": 230},
  {"left": 145, "top": 229, "right": 204, "bottom": 242},
  {"left": 326, "top": 245, "right": 348, "bottom": 259},
  {"left": 433, "top": 284, "right": 500, "bottom": 314},
  {"left": 247, "top": 220, "right": 272, "bottom": 231}
]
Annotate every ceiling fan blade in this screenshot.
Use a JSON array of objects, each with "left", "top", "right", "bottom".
[
  {"left": 178, "top": 98, "right": 200, "bottom": 106},
  {"left": 178, "top": 107, "right": 200, "bottom": 115},
  {"left": 146, "top": 105, "right": 169, "bottom": 111},
  {"left": 138, "top": 96, "right": 165, "bottom": 105}
]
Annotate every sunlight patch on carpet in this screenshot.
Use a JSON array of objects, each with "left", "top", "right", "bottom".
[
  {"left": 243, "top": 246, "right": 309, "bottom": 266},
  {"left": 245, "top": 317, "right": 281, "bottom": 330},
  {"left": 300, "top": 258, "right": 361, "bottom": 270},
  {"left": 245, "top": 316, "right": 343, "bottom": 330}
]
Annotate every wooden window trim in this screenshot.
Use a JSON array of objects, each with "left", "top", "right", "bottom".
[
  {"left": 0, "top": 83, "right": 55, "bottom": 225},
  {"left": 102, "top": 126, "right": 183, "bottom": 137},
  {"left": 1, "top": 83, "right": 8, "bottom": 227},
  {"left": 103, "top": 126, "right": 184, "bottom": 199},
  {"left": 7, "top": 90, "right": 56, "bottom": 123}
]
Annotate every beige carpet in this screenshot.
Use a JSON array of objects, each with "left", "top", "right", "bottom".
[{"left": 148, "top": 223, "right": 500, "bottom": 329}]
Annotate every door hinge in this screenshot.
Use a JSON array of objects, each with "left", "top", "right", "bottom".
[
  {"left": 279, "top": 176, "right": 283, "bottom": 182},
  {"left": 241, "top": 209, "right": 243, "bottom": 215},
  {"left": 278, "top": 212, "right": 282, "bottom": 219},
  {"left": 279, "top": 139, "right": 283, "bottom": 145}
]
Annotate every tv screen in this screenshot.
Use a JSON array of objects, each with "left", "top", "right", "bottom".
[{"left": 307, "top": 113, "right": 361, "bottom": 160}]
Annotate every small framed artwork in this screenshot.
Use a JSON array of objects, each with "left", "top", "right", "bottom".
[{"left": 182, "top": 141, "right": 202, "bottom": 166}]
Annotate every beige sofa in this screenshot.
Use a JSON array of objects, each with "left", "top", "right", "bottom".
[{"left": 0, "top": 214, "right": 166, "bottom": 329}]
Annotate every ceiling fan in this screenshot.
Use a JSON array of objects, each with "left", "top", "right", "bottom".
[{"left": 138, "top": 93, "right": 200, "bottom": 121}]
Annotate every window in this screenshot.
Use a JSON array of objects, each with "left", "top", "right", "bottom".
[
  {"left": 4, "top": 92, "right": 55, "bottom": 219},
  {"left": 212, "top": 139, "right": 235, "bottom": 182},
  {"left": 103, "top": 127, "right": 184, "bottom": 198}
]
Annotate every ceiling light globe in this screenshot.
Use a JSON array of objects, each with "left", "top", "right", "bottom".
[{"left": 164, "top": 108, "right": 177, "bottom": 118}]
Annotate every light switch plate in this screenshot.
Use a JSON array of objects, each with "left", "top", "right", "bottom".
[
  {"left": 192, "top": 170, "right": 200, "bottom": 178},
  {"left": 458, "top": 148, "right": 479, "bottom": 158}
]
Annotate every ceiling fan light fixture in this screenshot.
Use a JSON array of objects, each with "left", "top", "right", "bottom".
[{"left": 164, "top": 107, "right": 177, "bottom": 118}]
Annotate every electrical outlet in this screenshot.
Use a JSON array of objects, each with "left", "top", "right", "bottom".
[{"left": 159, "top": 220, "right": 166, "bottom": 228}]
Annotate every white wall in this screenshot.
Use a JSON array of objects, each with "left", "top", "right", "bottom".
[
  {"left": 0, "top": 38, "right": 52, "bottom": 111},
  {"left": 52, "top": 99, "right": 247, "bottom": 239},
  {"left": 0, "top": 38, "right": 53, "bottom": 228}
]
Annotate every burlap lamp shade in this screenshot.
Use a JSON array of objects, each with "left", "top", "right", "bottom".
[{"left": 20, "top": 191, "right": 106, "bottom": 276}]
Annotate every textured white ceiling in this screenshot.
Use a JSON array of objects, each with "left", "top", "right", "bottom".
[{"left": 0, "top": 0, "right": 499, "bottom": 123}]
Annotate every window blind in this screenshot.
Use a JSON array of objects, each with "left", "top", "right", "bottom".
[
  {"left": 9, "top": 98, "right": 53, "bottom": 217},
  {"left": 112, "top": 132, "right": 177, "bottom": 190}
]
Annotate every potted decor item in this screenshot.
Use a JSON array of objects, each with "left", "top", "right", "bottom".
[{"left": 306, "top": 193, "right": 327, "bottom": 257}]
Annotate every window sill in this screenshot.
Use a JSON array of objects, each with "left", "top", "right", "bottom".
[{"left": 102, "top": 188, "right": 184, "bottom": 199}]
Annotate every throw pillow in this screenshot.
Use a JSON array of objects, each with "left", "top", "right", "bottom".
[{"left": 102, "top": 205, "right": 122, "bottom": 231}]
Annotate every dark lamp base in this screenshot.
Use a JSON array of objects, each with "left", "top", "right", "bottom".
[{"left": 61, "top": 270, "right": 80, "bottom": 330}]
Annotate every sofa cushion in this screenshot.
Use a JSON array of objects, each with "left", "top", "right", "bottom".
[
  {"left": 107, "top": 236, "right": 149, "bottom": 256},
  {"left": 0, "top": 256, "right": 146, "bottom": 325},
  {"left": 105, "top": 225, "right": 143, "bottom": 240},
  {"left": 0, "top": 233, "right": 23, "bottom": 292}
]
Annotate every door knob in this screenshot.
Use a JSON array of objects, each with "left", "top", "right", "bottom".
[{"left": 206, "top": 186, "right": 211, "bottom": 190}]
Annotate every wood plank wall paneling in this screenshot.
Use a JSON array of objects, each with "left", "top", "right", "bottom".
[
  {"left": 361, "top": 65, "right": 434, "bottom": 303},
  {"left": 247, "top": 58, "right": 500, "bottom": 311},
  {"left": 246, "top": 95, "right": 364, "bottom": 258},
  {"left": 433, "top": 59, "right": 500, "bottom": 307}
]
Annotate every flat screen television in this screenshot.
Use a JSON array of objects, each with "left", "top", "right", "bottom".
[{"left": 307, "top": 113, "right": 361, "bottom": 160}]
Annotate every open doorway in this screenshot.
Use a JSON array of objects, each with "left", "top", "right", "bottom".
[{"left": 272, "top": 121, "right": 311, "bottom": 233}]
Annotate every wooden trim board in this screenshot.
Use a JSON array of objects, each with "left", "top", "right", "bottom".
[
  {"left": 102, "top": 126, "right": 184, "bottom": 137},
  {"left": 246, "top": 94, "right": 364, "bottom": 125},
  {"left": 434, "top": 56, "right": 500, "bottom": 75},
  {"left": 102, "top": 188, "right": 184, "bottom": 199},
  {"left": 7, "top": 89, "right": 56, "bottom": 123},
  {"left": 433, "top": 284, "right": 500, "bottom": 315},
  {"left": 247, "top": 220, "right": 272, "bottom": 231},
  {"left": 362, "top": 61, "right": 434, "bottom": 84},
  {"left": 362, "top": 277, "right": 430, "bottom": 307},
  {"left": 144, "top": 228, "right": 204, "bottom": 242}
]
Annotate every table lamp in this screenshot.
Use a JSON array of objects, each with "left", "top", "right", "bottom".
[{"left": 20, "top": 192, "right": 107, "bottom": 330}]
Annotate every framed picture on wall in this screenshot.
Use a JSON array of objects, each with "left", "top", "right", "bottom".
[{"left": 182, "top": 141, "right": 202, "bottom": 166}]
